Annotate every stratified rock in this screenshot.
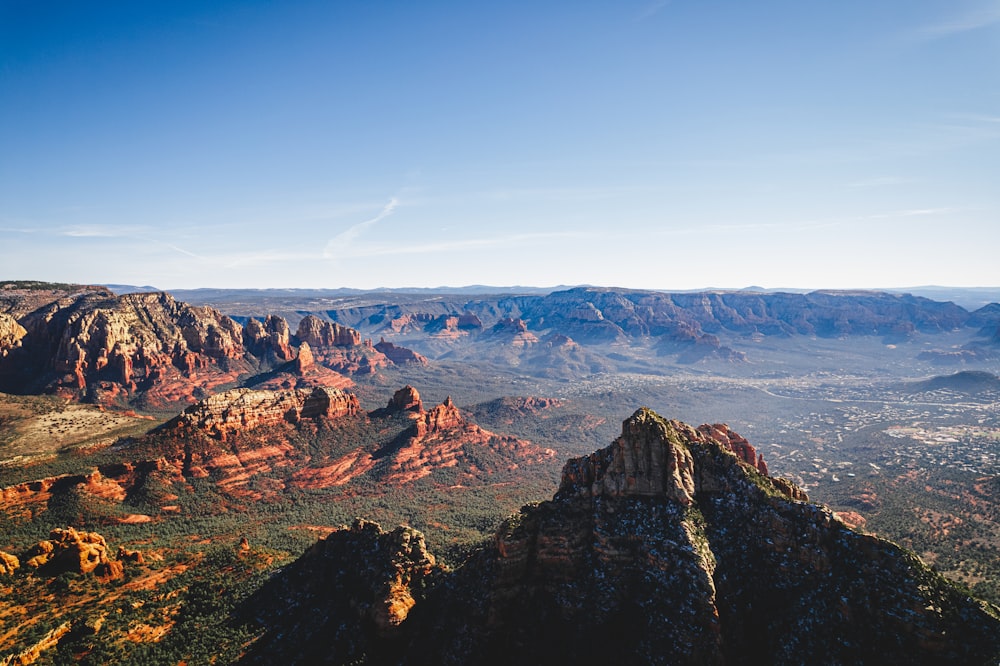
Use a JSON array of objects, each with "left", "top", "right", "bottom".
[
  {"left": 373, "top": 338, "right": 428, "bottom": 366},
  {"left": 696, "top": 423, "right": 770, "bottom": 475},
  {"left": 484, "top": 318, "right": 538, "bottom": 347},
  {"left": 295, "top": 342, "right": 315, "bottom": 374},
  {"left": 422, "top": 410, "right": 1000, "bottom": 664},
  {"left": 1, "top": 290, "right": 251, "bottom": 409},
  {"left": 295, "top": 315, "right": 361, "bottom": 347},
  {"left": 163, "top": 386, "right": 360, "bottom": 439}
]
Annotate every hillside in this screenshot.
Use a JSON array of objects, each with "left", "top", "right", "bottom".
[{"left": 244, "top": 409, "right": 1000, "bottom": 665}]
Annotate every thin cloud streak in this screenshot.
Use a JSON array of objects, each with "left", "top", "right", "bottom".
[
  {"left": 338, "top": 231, "right": 597, "bottom": 258},
  {"left": 323, "top": 197, "right": 399, "bottom": 259},
  {"left": 58, "top": 224, "right": 152, "bottom": 238},
  {"left": 911, "top": 3, "right": 1000, "bottom": 39}
]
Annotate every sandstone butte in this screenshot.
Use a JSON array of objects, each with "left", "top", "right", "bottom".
[
  {"left": 164, "top": 386, "right": 361, "bottom": 440},
  {"left": 243, "top": 408, "right": 1000, "bottom": 666}
]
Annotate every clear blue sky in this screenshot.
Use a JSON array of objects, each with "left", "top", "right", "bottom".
[{"left": 2, "top": 1, "right": 998, "bottom": 290}]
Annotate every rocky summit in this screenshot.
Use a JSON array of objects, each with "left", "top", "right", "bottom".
[{"left": 245, "top": 409, "right": 1000, "bottom": 665}]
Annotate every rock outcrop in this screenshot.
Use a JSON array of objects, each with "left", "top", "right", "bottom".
[
  {"left": 247, "top": 409, "right": 1000, "bottom": 665},
  {"left": 296, "top": 315, "right": 361, "bottom": 347},
  {"left": 243, "top": 315, "right": 294, "bottom": 361},
  {"left": 0, "top": 313, "right": 27, "bottom": 357},
  {"left": 385, "top": 385, "right": 423, "bottom": 413},
  {"left": 163, "top": 387, "right": 360, "bottom": 439},
  {"left": 291, "top": 386, "right": 554, "bottom": 488},
  {"left": 243, "top": 519, "right": 441, "bottom": 665},
  {"left": 23, "top": 527, "right": 124, "bottom": 580},
  {"left": 0, "top": 550, "right": 19, "bottom": 575},
  {"left": 373, "top": 338, "right": 428, "bottom": 366},
  {"left": 294, "top": 341, "right": 315, "bottom": 374}
]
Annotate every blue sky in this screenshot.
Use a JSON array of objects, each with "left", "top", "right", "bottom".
[{"left": 2, "top": 1, "right": 998, "bottom": 290}]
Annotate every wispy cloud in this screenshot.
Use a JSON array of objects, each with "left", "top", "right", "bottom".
[
  {"left": 323, "top": 197, "right": 399, "bottom": 259},
  {"left": 867, "top": 208, "right": 952, "bottom": 219},
  {"left": 333, "top": 230, "right": 595, "bottom": 259},
  {"left": 58, "top": 224, "right": 151, "bottom": 238},
  {"left": 165, "top": 243, "right": 202, "bottom": 259},
  {"left": 911, "top": 3, "right": 1000, "bottom": 40},
  {"left": 846, "top": 176, "right": 906, "bottom": 189}
]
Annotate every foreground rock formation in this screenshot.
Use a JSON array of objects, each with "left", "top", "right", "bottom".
[{"left": 245, "top": 409, "right": 1000, "bottom": 665}]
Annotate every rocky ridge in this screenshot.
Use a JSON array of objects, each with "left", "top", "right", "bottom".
[
  {"left": 292, "top": 386, "right": 555, "bottom": 487},
  {"left": 0, "top": 287, "right": 424, "bottom": 411},
  {"left": 245, "top": 409, "right": 1000, "bottom": 665},
  {"left": 315, "top": 287, "right": 986, "bottom": 367}
]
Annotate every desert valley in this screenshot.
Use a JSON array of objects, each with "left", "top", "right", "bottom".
[{"left": 0, "top": 280, "right": 999, "bottom": 664}]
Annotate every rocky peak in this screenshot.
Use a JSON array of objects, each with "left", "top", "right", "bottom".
[
  {"left": 558, "top": 408, "right": 699, "bottom": 503},
  {"left": 558, "top": 410, "right": 790, "bottom": 504},
  {"left": 386, "top": 385, "right": 423, "bottom": 413},
  {"left": 295, "top": 341, "right": 315, "bottom": 374},
  {"left": 246, "top": 408, "right": 1000, "bottom": 664},
  {"left": 417, "top": 396, "right": 462, "bottom": 435},
  {"left": 243, "top": 315, "right": 293, "bottom": 361},
  {"left": 243, "top": 518, "right": 441, "bottom": 665},
  {"left": 295, "top": 315, "right": 361, "bottom": 348}
]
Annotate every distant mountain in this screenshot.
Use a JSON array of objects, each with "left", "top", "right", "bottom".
[
  {"left": 904, "top": 370, "right": 1000, "bottom": 394},
  {"left": 886, "top": 286, "right": 1000, "bottom": 311},
  {"left": 243, "top": 409, "right": 1000, "bottom": 665}
]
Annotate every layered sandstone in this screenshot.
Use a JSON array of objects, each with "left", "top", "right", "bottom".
[
  {"left": 0, "top": 286, "right": 394, "bottom": 410},
  {"left": 485, "top": 318, "right": 538, "bottom": 347},
  {"left": 292, "top": 386, "right": 554, "bottom": 488},
  {"left": 386, "top": 385, "right": 423, "bottom": 413},
  {"left": 296, "top": 315, "right": 361, "bottom": 347},
  {"left": 164, "top": 387, "right": 360, "bottom": 439}
]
